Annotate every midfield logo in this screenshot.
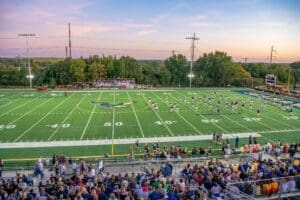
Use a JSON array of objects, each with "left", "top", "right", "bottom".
[{"left": 91, "top": 101, "right": 136, "bottom": 108}]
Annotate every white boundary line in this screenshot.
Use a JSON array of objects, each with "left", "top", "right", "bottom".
[
  {"left": 13, "top": 94, "right": 74, "bottom": 142},
  {"left": 127, "top": 92, "right": 145, "bottom": 137},
  {"left": 141, "top": 94, "right": 174, "bottom": 136},
  {"left": 0, "top": 132, "right": 264, "bottom": 148},
  {"left": 152, "top": 91, "right": 202, "bottom": 134},
  {"left": 80, "top": 92, "right": 102, "bottom": 140},
  {"left": 51, "top": 89, "right": 175, "bottom": 93},
  {"left": 48, "top": 95, "right": 87, "bottom": 141},
  {"left": 0, "top": 93, "right": 48, "bottom": 118}
]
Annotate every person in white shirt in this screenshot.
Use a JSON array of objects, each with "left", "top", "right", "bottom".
[
  {"left": 59, "top": 164, "right": 66, "bottom": 177},
  {"left": 280, "top": 179, "right": 289, "bottom": 193},
  {"left": 72, "top": 162, "right": 78, "bottom": 175},
  {"left": 98, "top": 160, "right": 104, "bottom": 174},
  {"left": 89, "top": 167, "right": 96, "bottom": 180},
  {"left": 287, "top": 178, "right": 296, "bottom": 192},
  {"left": 211, "top": 183, "right": 222, "bottom": 198}
]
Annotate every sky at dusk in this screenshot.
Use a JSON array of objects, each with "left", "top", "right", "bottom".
[{"left": 0, "top": 0, "right": 299, "bottom": 62}]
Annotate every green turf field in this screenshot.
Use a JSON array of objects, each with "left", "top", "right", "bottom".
[{"left": 0, "top": 88, "right": 299, "bottom": 160}]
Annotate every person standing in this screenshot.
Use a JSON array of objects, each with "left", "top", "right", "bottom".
[
  {"left": 0, "top": 159, "right": 3, "bottom": 177},
  {"left": 249, "top": 135, "right": 253, "bottom": 145},
  {"left": 235, "top": 136, "right": 240, "bottom": 149},
  {"left": 98, "top": 160, "right": 104, "bottom": 175}
]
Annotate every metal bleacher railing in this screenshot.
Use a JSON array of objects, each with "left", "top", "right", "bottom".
[{"left": 225, "top": 175, "right": 300, "bottom": 200}]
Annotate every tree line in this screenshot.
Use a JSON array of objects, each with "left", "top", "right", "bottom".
[{"left": 0, "top": 51, "right": 299, "bottom": 88}]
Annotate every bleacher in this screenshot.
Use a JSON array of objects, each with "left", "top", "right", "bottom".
[{"left": 0, "top": 143, "right": 299, "bottom": 200}]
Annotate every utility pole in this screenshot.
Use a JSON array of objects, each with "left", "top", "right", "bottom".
[
  {"left": 65, "top": 46, "right": 68, "bottom": 58},
  {"left": 186, "top": 32, "right": 199, "bottom": 88},
  {"left": 68, "top": 23, "right": 72, "bottom": 58},
  {"left": 269, "top": 45, "right": 276, "bottom": 65},
  {"left": 18, "top": 33, "right": 35, "bottom": 89},
  {"left": 244, "top": 57, "right": 248, "bottom": 63},
  {"left": 17, "top": 55, "right": 21, "bottom": 71},
  {"left": 171, "top": 50, "right": 175, "bottom": 56}
]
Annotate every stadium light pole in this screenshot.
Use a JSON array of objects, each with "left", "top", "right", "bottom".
[
  {"left": 18, "top": 33, "right": 35, "bottom": 89},
  {"left": 186, "top": 33, "right": 199, "bottom": 88}
]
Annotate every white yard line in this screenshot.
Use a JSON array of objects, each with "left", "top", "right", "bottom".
[
  {"left": 0, "top": 132, "right": 265, "bottom": 148},
  {"left": 221, "top": 114, "right": 252, "bottom": 131},
  {"left": 0, "top": 93, "right": 21, "bottom": 102},
  {"left": 152, "top": 92, "right": 202, "bottom": 134},
  {"left": 205, "top": 92, "right": 275, "bottom": 131},
  {"left": 5, "top": 98, "right": 54, "bottom": 126},
  {"left": 48, "top": 95, "right": 87, "bottom": 141},
  {"left": 141, "top": 94, "right": 174, "bottom": 136},
  {"left": 261, "top": 110, "right": 296, "bottom": 129},
  {"left": 237, "top": 93, "right": 296, "bottom": 129},
  {"left": 245, "top": 101, "right": 296, "bottom": 129},
  {"left": 127, "top": 92, "right": 144, "bottom": 137},
  {"left": 13, "top": 94, "right": 74, "bottom": 142},
  {"left": 222, "top": 114, "right": 275, "bottom": 143},
  {"left": 172, "top": 91, "right": 229, "bottom": 133},
  {"left": 0, "top": 93, "right": 48, "bottom": 118},
  {"left": 80, "top": 92, "right": 102, "bottom": 140},
  {"left": 0, "top": 98, "right": 22, "bottom": 109},
  {"left": 237, "top": 109, "right": 277, "bottom": 130},
  {"left": 112, "top": 90, "right": 116, "bottom": 142}
]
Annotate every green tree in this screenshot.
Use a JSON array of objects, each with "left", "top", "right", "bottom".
[
  {"left": 194, "top": 51, "right": 250, "bottom": 87},
  {"left": 165, "top": 54, "right": 188, "bottom": 86},
  {"left": 70, "top": 59, "right": 86, "bottom": 82}
]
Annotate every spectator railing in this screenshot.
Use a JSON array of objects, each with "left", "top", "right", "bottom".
[{"left": 225, "top": 175, "right": 300, "bottom": 200}]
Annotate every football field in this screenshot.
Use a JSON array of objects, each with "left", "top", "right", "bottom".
[{"left": 0, "top": 88, "right": 299, "bottom": 157}]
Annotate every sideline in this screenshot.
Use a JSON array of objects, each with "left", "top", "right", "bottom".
[{"left": 0, "top": 132, "right": 262, "bottom": 149}]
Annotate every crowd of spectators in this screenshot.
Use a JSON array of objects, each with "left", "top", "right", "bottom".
[
  {"left": 181, "top": 156, "right": 300, "bottom": 199},
  {"left": 93, "top": 80, "right": 135, "bottom": 89},
  {"left": 0, "top": 141, "right": 299, "bottom": 200}
]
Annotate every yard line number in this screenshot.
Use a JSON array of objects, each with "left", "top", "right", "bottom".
[
  {"left": 155, "top": 120, "right": 176, "bottom": 125},
  {"left": 0, "top": 124, "right": 16, "bottom": 130},
  {"left": 243, "top": 117, "right": 261, "bottom": 122},
  {"left": 104, "top": 122, "right": 123, "bottom": 127},
  {"left": 283, "top": 116, "right": 298, "bottom": 120},
  {"left": 46, "top": 123, "right": 70, "bottom": 128},
  {"left": 201, "top": 119, "right": 219, "bottom": 123}
]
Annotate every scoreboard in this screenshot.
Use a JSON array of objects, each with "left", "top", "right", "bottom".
[{"left": 265, "top": 74, "right": 276, "bottom": 86}]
